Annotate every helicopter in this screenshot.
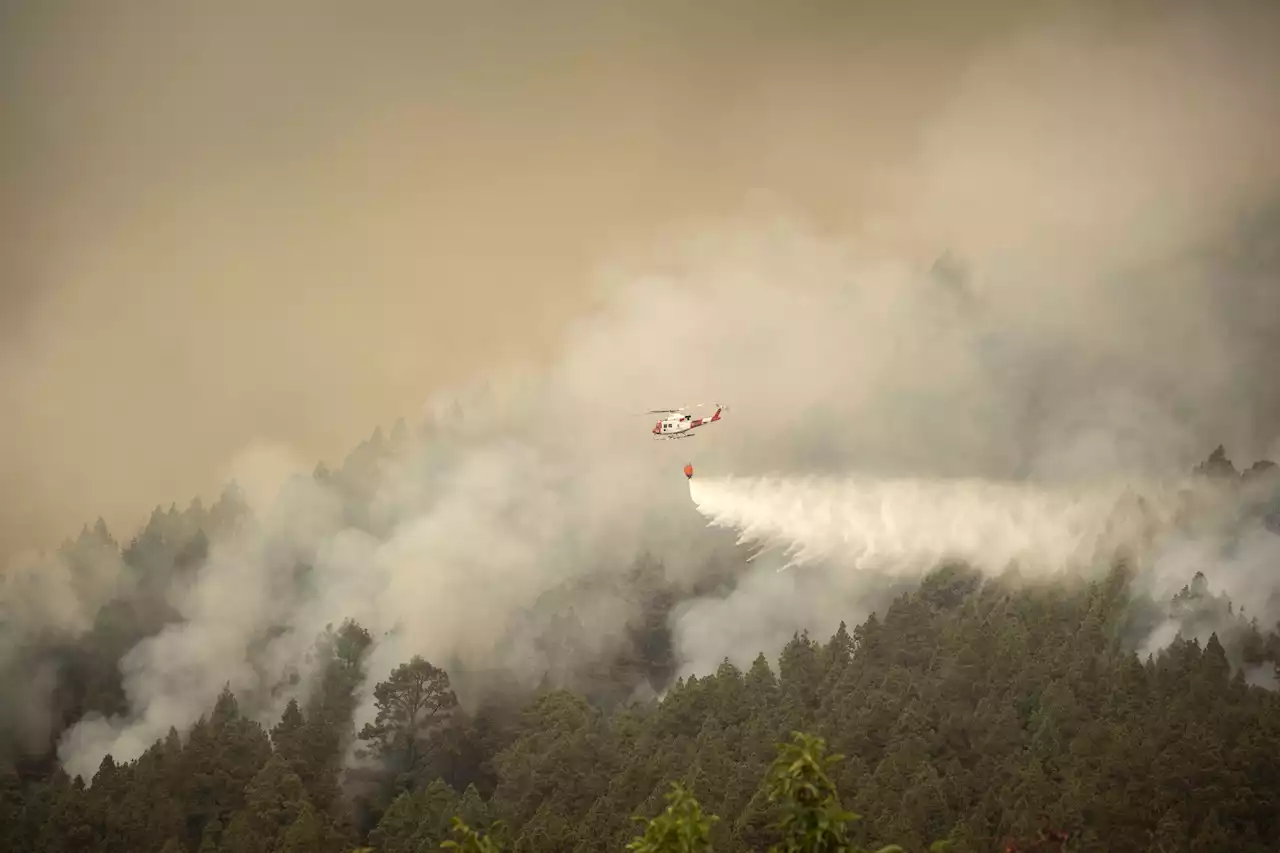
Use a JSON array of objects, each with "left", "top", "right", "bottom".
[{"left": 644, "top": 402, "right": 727, "bottom": 440}]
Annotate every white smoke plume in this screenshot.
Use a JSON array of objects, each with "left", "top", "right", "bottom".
[
  {"left": 1, "top": 528, "right": 127, "bottom": 757},
  {"left": 52, "top": 423, "right": 726, "bottom": 780}
]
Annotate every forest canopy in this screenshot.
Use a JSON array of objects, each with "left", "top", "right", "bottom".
[{"left": 2, "top": 428, "right": 1279, "bottom": 852}]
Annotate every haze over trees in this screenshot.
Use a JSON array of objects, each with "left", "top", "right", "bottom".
[{"left": 1, "top": 422, "right": 1279, "bottom": 852}]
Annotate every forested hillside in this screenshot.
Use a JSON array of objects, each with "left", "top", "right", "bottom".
[
  {"left": 9, "top": 0, "right": 1280, "bottom": 849},
  {"left": 3, "top": 433, "right": 1280, "bottom": 853}
]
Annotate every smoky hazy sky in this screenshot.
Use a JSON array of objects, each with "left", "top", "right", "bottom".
[
  {"left": 3, "top": 0, "right": 1279, "bottom": 552},
  {"left": 6, "top": 0, "right": 1280, "bottom": 776}
]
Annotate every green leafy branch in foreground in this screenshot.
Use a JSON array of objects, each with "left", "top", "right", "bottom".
[
  {"left": 764, "top": 732, "right": 907, "bottom": 853},
  {"left": 440, "top": 731, "right": 934, "bottom": 853},
  {"left": 440, "top": 816, "right": 509, "bottom": 853},
  {"left": 627, "top": 782, "right": 718, "bottom": 853}
]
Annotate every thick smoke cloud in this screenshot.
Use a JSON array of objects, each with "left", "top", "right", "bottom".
[
  {"left": 0, "top": 533, "right": 127, "bottom": 755},
  {"left": 1, "top": 0, "right": 1278, "bottom": 778}
]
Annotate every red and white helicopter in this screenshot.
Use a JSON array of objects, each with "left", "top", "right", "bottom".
[{"left": 645, "top": 402, "right": 727, "bottom": 440}]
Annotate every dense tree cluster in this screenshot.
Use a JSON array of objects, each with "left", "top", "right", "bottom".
[
  {"left": 6, "top": 557, "right": 1280, "bottom": 851},
  {"left": 3, "top": 430, "right": 1280, "bottom": 851}
]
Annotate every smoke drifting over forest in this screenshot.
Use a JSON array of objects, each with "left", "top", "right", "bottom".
[{"left": 3, "top": 0, "right": 1280, "bottom": 783}]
